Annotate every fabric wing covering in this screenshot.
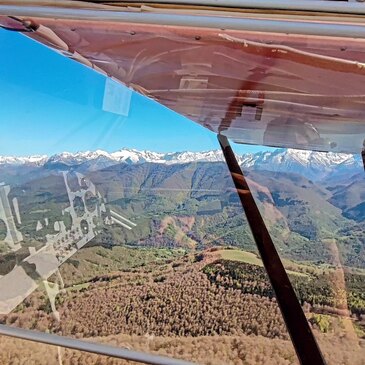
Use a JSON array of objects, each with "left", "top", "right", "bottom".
[{"left": 2, "top": 1, "right": 365, "bottom": 153}]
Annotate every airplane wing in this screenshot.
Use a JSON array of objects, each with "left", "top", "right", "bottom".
[{"left": 2, "top": 0, "right": 365, "bottom": 154}]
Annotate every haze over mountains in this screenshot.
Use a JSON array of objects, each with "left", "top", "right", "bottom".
[{"left": 0, "top": 148, "right": 362, "bottom": 180}]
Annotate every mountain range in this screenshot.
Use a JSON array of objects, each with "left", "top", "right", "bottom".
[
  {"left": 0, "top": 148, "right": 362, "bottom": 180},
  {"left": 1, "top": 146, "right": 365, "bottom": 268}
]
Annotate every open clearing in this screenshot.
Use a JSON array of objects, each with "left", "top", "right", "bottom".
[{"left": 217, "top": 249, "right": 308, "bottom": 277}]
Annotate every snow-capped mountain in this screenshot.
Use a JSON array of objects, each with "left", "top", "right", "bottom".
[
  {"left": 242, "top": 149, "right": 356, "bottom": 168},
  {"left": 241, "top": 149, "right": 361, "bottom": 180},
  {"left": 45, "top": 148, "right": 231, "bottom": 166},
  {"left": 0, "top": 148, "right": 362, "bottom": 180},
  {"left": 0, "top": 155, "right": 47, "bottom": 166}
]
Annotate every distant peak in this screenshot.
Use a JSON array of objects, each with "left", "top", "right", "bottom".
[{"left": 0, "top": 148, "right": 360, "bottom": 181}]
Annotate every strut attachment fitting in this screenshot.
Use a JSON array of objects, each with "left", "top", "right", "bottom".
[{"left": 0, "top": 16, "right": 37, "bottom": 32}]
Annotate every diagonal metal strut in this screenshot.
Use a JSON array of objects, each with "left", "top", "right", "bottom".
[
  {"left": 218, "top": 134, "right": 325, "bottom": 365},
  {"left": 0, "top": 324, "right": 196, "bottom": 365}
]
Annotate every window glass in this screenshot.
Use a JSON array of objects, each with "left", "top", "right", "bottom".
[
  {"left": 231, "top": 142, "right": 365, "bottom": 365},
  {"left": 2, "top": 25, "right": 364, "bottom": 365}
]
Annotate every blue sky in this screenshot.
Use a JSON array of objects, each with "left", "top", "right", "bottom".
[{"left": 0, "top": 28, "right": 266, "bottom": 157}]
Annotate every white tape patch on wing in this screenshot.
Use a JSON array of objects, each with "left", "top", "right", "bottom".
[{"left": 102, "top": 77, "right": 132, "bottom": 116}]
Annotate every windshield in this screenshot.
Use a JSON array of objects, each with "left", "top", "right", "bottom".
[{"left": 0, "top": 27, "right": 364, "bottom": 365}]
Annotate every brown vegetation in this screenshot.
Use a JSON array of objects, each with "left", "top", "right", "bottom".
[
  {"left": 1, "top": 252, "right": 364, "bottom": 364},
  {"left": 2, "top": 263, "right": 287, "bottom": 340},
  {"left": 1, "top": 331, "right": 365, "bottom": 365}
]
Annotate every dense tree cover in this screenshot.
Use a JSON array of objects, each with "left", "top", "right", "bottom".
[
  {"left": 1, "top": 252, "right": 365, "bottom": 364},
  {"left": 54, "top": 274, "right": 287, "bottom": 339},
  {"left": 0, "top": 331, "right": 364, "bottom": 365},
  {"left": 1, "top": 256, "right": 287, "bottom": 340},
  {"left": 203, "top": 260, "right": 365, "bottom": 317}
]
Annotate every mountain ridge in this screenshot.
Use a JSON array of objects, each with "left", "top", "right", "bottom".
[{"left": 0, "top": 147, "right": 362, "bottom": 180}]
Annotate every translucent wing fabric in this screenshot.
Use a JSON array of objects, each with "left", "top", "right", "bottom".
[{"left": 2, "top": 1, "right": 365, "bottom": 152}]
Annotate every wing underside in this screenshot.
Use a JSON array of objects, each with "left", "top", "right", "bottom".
[{"left": 2, "top": 1, "right": 365, "bottom": 153}]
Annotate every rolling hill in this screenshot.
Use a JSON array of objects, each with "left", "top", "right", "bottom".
[{"left": 1, "top": 146, "right": 364, "bottom": 267}]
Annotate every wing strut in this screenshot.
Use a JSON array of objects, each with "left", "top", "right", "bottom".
[
  {"left": 0, "top": 324, "right": 196, "bottom": 365},
  {"left": 218, "top": 134, "right": 325, "bottom": 365}
]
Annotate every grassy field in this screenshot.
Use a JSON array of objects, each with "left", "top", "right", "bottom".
[
  {"left": 218, "top": 249, "right": 263, "bottom": 266},
  {"left": 216, "top": 249, "right": 308, "bottom": 277}
]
